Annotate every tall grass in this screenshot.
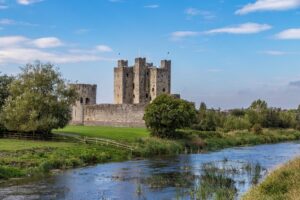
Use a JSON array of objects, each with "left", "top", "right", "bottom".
[{"left": 243, "top": 157, "right": 300, "bottom": 200}]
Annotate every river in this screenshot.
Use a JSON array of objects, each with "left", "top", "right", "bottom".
[{"left": 1, "top": 141, "right": 300, "bottom": 200}]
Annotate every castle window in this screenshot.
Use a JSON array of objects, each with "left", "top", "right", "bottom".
[
  {"left": 133, "top": 94, "right": 135, "bottom": 98},
  {"left": 133, "top": 83, "right": 135, "bottom": 89},
  {"left": 146, "top": 93, "right": 148, "bottom": 98},
  {"left": 86, "top": 98, "right": 90, "bottom": 104},
  {"left": 163, "top": 88, "right": 166, "bottom": 92},
  {"left": 80, "top": 97, "right": 83, "bottom": 104},
  {"left": 152, "top": 88, "right": 154, "bottom": 92},
  {"left": 147, "top": 72, "right": 149, "bottom": 76},
  {"left": 150, "top": 96, "right": 152, "bottom": 101},
  {"left": 126, "top": 73, "right": 129, "bottom": 77}
]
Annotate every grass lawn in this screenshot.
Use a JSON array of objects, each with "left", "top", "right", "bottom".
[
  {"left": 53, "top": 125, "right": 150, "bottom": 142},
  {"left": 243, "top": 157, "right": 300, "bottom": 200},
  {"left": 0, "top": 139, "right": 128, "bottom": 180},
  {"left": 0, "top": 139, "right": 74, "bottom": 151}
]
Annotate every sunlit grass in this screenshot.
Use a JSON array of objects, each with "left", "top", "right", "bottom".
[
  {"left": 243, "top": 157, "right": 300, "bottom": 200},
  {"left": 53, "top": 125, "right": 150, "bottom": 142}
]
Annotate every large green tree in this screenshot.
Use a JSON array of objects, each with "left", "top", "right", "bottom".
[
  {"left": 0, "top": 74, "right": 14, "bottom": 132},
  {"left": 0, "top": 74, "right": 14, "bottom": 110},
  {"left": 1, "top": 62, "right": 77, "bottom": 134},
  {"left": 143, "top": 94, "right": 197, "bottom": 138}
]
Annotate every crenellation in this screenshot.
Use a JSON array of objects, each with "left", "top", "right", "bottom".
[{"left": 114, "top": 57, "right": 171, "bottom": 104}]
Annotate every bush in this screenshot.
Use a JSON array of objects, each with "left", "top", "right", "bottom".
[{"left": 252, "top": 124, "right": 263, "bottom": 135}]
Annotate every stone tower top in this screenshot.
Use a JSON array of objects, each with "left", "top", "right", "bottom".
[{"left": 114, "top": 57, "right": 171, "bottom": 104}]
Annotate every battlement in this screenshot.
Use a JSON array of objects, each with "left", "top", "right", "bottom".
[{"left": 114, "top": 58, "right": 171, "bottom": 104}]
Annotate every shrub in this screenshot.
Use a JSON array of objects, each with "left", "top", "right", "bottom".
[{"left": 252, "top": 124, "right": 263, "bottom": 135}]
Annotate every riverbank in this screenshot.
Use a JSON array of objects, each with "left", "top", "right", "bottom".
[
  {"left": 1, "top": 126, "right": 300, "bottom": 182},
  {"left": 243, "top": 157, "right": 300, "bottom": 200}
]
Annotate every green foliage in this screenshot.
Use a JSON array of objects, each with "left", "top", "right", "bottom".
[
  {"left": 143, "top": 94, "right": 197, "bottom": 138},
  {"left": 252, "top": 124, "right": 263, "bottom": 135},
  {"left": 193, "top": 99, "right": 300, "bottom": 132},
  {"left": 223, "top": 116, "right": 251, "bottom": 132},
  {"left": 133, "top": 137, "right": 183, "bottom": 157},
  {"left": 243, "top": 157, "right": 300, "bottom": 200},
  {"left": 1, "top": 62, "right": 77, "bottom": 134},
  {"left": 0, "top": 139, "right": 128, "bottom": 180},
  {"left": 0, "top": 74, "right": 14, "bottom": 132}
]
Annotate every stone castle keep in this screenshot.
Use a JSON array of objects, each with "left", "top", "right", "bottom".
[{"left": 71, "top": 58, "right": 173, "bottom": 127}]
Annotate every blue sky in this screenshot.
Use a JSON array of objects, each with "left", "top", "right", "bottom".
[{"left": 1, "top": 0, "right": 300, "bottom": 109}]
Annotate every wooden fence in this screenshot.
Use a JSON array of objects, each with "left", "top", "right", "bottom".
[{"left": 0, "top": 132, "right": 135, "bottom": 151}]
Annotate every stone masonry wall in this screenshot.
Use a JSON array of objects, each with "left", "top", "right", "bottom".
[{"left": 83, "top": 104, "right": 146, "bottom": 127}]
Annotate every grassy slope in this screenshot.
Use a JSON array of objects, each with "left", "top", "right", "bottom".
[
  {"left": 53, "top": 126, "right": 149, "bottom": 142},
  {"left": 243, "top": 157, "right": 300, "bottom": 200},
  {"left": 0, "top": 139, "right": 128, "bottom": 180}
]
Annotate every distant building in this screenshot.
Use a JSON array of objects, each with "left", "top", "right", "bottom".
[{"left": 71, "top": 58, "right": 175, "bottom": 127}]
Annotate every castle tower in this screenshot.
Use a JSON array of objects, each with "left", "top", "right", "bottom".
[
  {"left": 149, "top": 60, "right": 171, "bottom": 101},
  {"left": 133, "top": 58, "right": 148, "bottom": 104},
  {"left": 114, "top": 60, "right": 133, "bottom": 104},
  {"left": 70, "top": 84, "right": 97, "bottom": 124},
  {"left": 114, "top": 58, "right": 171, "bottom": 105}
]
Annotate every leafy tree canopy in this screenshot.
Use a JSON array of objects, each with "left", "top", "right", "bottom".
[
  {"left": 1, "top": 62, "right": 77, "bottom": 134},
  {"left": 144, "top": 94, "right": 197, "bottom": 138}
]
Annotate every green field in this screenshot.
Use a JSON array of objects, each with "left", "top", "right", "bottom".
[
  {"left": 0, "top": 139, "right": 74, "bottom": 151},
  {"left": 0, "top": 139, "right": 128, "bottom": 180},
  {"left": 53, "top": 125, "right": 149, "bottom": 142},
  {"left": 243, "top": 157, "right": 300, "bottom": 200}
]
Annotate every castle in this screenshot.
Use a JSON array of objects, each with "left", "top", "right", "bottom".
[{"left": 71, "top": 58, "right": 175, "bottom": 127}]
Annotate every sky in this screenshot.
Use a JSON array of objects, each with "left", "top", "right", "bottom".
[{"left": 1, "top": 0, "right": 300, "bottom": 109}]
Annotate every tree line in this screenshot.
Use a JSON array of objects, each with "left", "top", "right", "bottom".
[{"left": 144, "top": 95, "right": 300, "bottom": 138}]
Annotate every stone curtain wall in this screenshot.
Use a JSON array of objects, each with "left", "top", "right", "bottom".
[{"left": 83, "top": 104, "right": 146, "bottom": 127}]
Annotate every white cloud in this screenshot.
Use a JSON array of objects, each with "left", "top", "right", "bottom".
[
  {"left": 0, "top": 48, "right": 111, "bottom": 64},
  {"left": 17, "top": 0, "right": 43, "bottom": 5},
  {"left": 236, "top": 0, "right": 300, "bottom": 15},
  {"left": 275, "top": 28, "right": 300, "bottom": 39},
  {"left": 205, "top": 23, "right": 272, "bottom": 34},
  {"left": 144, "top": 4, "right": 159, "bottom": 9},
  {"left": 185, "top": 8, "right": 215, "bottom": 20},
  {"left": 0, "top": 36, "right": 28, "bottom": 47},
  {"left": 170, "top": 31, "right": 199, "bottom": 40},
  {"left": 0, "top": 35, "right": 114, "bottom": 64},
  {"left": 31, "top": 37, "right": 63, "bottom": 48},
  {"left": 96, "top": 45, "right": 113, "bottom": 52}
]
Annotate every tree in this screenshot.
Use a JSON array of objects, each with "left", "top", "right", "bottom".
[
  {"left": 0, "top": 74, "right": 14, "bottom": 132},
  {"left": 1, "top": 62, "right": 77, "bottom": 135},
  {"left": 247, "top": 99, "right": 268, "bottom": 127},
  {"left": 143, "top": 94, "right": 197, "bottom": 138},
  {"left": 0, "top": 74, "right": 14, "bottom": 110}
]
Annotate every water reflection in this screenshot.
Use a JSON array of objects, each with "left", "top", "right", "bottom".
[{"left": 0, "top": 141, "right": 300, "bottom": 200}]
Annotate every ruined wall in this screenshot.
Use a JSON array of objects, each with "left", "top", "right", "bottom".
[
  {"left": 83, "top": 104, "right": 146, "bottom": 127},
  {"left": 70, "top": 84, "right": 97, "bottom": 124}
]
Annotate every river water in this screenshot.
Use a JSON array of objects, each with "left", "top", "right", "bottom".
[{"left": 1, "top": 141, "right": 300, "bottom": 200}]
